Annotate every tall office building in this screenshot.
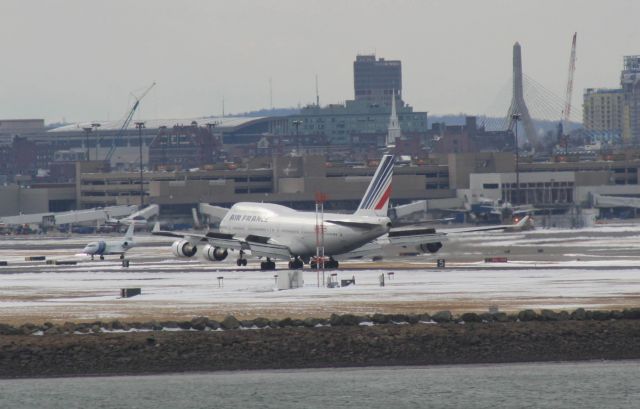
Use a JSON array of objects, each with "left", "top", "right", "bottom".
[
  {"left": 621, "top": 55, "right": 640, "bottom": 143},
  {"left": 353, "top": 54, "right": 402, "bottom": 106},
  {"left": 583, "top": 88, "right": 625, "bottom": 138}
]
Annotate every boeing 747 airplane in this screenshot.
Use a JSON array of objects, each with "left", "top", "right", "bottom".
[{"left": 153, "top": 155, "right": 528, "bottom": 270}]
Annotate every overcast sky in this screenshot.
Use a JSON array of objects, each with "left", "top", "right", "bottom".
[{"left": 1, "top": 0, "right": 638, "bottom": 123}]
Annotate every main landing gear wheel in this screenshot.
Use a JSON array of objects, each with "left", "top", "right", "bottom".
[
  {"left": 236, "top": 250, "right": 248, "bottom": 267},
  {"left": 288, "top": 258, "right": 304, "bottom": 269},
  {"left": 260, "top": 258, "right": 276, "bottom": 271},
  {"left": 312, "top": 258, "right": 339, "bottom": 269},
  {"left": 99, "top": 255, "right": 105, "bottom": 261},
  {"left": 120, "top": 254, "right": 124, "bottom": 260}
]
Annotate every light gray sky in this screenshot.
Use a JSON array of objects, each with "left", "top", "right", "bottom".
[{"left": 1, "top": 0, "right": 638, "bottom": 123}]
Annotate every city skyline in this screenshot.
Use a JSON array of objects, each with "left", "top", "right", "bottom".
[{"left": 1, "top": 0, "right": 638, "bottom": 123}]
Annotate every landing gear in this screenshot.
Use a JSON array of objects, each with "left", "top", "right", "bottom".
[
  {"left": 91, "top": 255, "right": 95, "bottom": 261},
  {"left": 288, "top": 257, "right": 304, "bottom": 269},
  {"left": 236, "top": 251, "right": 248, "bottom": 267},
  {"left": 260, "top": 258, "right": 276, "bottom": 271},
  {"left": 310, "top": 257, "right": 339, "bottom": 269},
  {"left": 99, "top": 255, "right": 104, "bottom": 261},
  {"left": 327, "top": 258, "right": 339, "bottom": 269},
  {"left": 119, "top": 254, "right": 124, "bottom": 260}
]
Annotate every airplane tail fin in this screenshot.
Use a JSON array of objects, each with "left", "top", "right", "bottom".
[
  {"left": 124, "top": 223, "right": 135, "bottom": 240},
  {"left": 354, "top": 154, "right": 394, "bottom": 217}
]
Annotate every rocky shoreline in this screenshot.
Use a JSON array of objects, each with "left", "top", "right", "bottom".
[{"left": 2, "top": 308, "right": 640, "bottom": 378}]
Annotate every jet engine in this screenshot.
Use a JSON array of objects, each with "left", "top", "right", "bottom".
[
  {"left": 419, "top": 242, "right": 443, "bottom": 253},
  {"left": 202, "top": 244, "right": 228, "bottom": 261},
  {"left": 172, "top": 240, "right": 197, "bottom": 257}
]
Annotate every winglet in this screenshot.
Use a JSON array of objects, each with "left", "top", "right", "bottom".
[
  {"left": 152, "top": 222, "right": 161, "bottom": 233},
  {"left": 514, "top": 215, "right": 530, "bottom": 229},
  {"left": 124, "top": 223, "right": 135, "bottom": 240}
]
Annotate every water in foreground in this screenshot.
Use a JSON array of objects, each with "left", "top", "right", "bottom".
[{"left": 1, "top": 360, "right": 638, "bottom": 409}]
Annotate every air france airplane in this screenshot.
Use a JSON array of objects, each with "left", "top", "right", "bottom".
[
  {"left": 154, "top": 155, "right": 529, "bottom": 270},
  {"left": 83, "top": 223, "right": 136, "bottom": 260}
]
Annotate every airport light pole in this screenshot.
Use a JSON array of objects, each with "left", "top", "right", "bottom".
[
  {"left": 135, "top": 122, "right": 145, "bottom": 207},
  {"left": 91, "top": 123, "right": 101, "bottom": 162},
  {"left": 206, "top": 122, "right": 218, "bottom": 162},
  {"left": 82, "top": 127, "right": 92, "bottom": 161},
  {"left": 512, "top": 113, "right": 521, "bottom": 205},
  {"left": 292, "top": 120, "right": 302, "bottom": 155}
]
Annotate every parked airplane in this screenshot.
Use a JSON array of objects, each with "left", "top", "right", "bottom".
[
  {"left": 153, "top": 155, "right": 529, "bottom": 270},
  {"left": 83, "top": 223, "right": 136, "bottom": 260}
]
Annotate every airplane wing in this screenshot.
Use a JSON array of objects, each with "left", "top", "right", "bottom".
[
  {"left": 326, "top": 220, "right": 381, "bottom": 229},
  {"left": 244, "top": 235, "right": 292, "bottom": 258},
  {"left": 342, "top": 216, "right": 532, "bottom": 260},
  {"left": 437, "top": 215, "right": 531, "bottom": 234},
  {"left": 152, "top": 229, "right": 247, "bottom": 251},
  {"left": 335, "top": 240, "right": 385, "bottom": 260},
  {"left": 152, "top": 227, "right": 291, "bottom": 259},
  {"left": 387, "top": 228, "right": 448, "bottom": 247},
  {"left": 338, "top": 229, "right": 447, "bottom": 260},
  {"left": 390, "top": 217, "right": 456, "bottom": 227}
]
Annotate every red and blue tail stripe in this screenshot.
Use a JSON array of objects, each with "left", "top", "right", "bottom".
[{"left": 355, "top": 155, "right": 394, "bottom": 217}]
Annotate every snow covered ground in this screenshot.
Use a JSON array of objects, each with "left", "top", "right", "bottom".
[{"left": 1, "top": 222, "right": 640, "bottom": 323}]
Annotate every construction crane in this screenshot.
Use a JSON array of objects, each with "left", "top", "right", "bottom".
[
  {"left": 558, "top": 33, "right": 577, "bottom": 154},
  {"left": 102, "top": 82, "right": 156, "bottom": 162}
]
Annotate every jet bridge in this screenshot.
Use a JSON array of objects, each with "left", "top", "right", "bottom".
[
  {"left": 592, "top": 194, "right": 640, "bottom": 208},
  {"left": 0, "top": 205, "right": 138, "bottom": 228}
]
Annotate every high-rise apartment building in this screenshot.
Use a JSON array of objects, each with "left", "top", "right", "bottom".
[
  {"left": 583, "top": 88, "right": 625, "bottom": 137},
  {"left": 621, "top": 55, "right": 640, "bottom": 143},
  {"left": 353, "top": 55, "right": 402, "bottom": 106}
]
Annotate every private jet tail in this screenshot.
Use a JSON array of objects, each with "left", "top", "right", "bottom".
[
  {"left": 124, "top": 223, "right": 135, "bottom": 241},
  {"left": 354, "top": 154, "right": 394, "bottom": 217}
]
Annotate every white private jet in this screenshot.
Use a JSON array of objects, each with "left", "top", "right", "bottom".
[
  {"left": 153, "top": 155, "right": 529, "bottom": 270},
  {"left": 83, "top": 223, "right": 136, "bottom": 260}
]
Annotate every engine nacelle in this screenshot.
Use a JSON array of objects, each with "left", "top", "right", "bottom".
[
  {"left": 202, "top": 244, "right": 228, "bottom": 261},
  {"left": 419, "top": 242, "right": 443, "bottom": 253},
  {"left": 172, "top": 240, "right": 197, "bottom": 257}
]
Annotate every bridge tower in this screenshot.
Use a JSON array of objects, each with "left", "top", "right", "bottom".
[{"left": 507, "top": 42, "right": 537, "bottom": 147}]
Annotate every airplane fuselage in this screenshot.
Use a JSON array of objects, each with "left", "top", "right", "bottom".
[
  {"left": 83, "top": 239, "right": 134, "bottom": 257},
  {"left": 219, "top": 202, "right": 390, "bottom": 257}
]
